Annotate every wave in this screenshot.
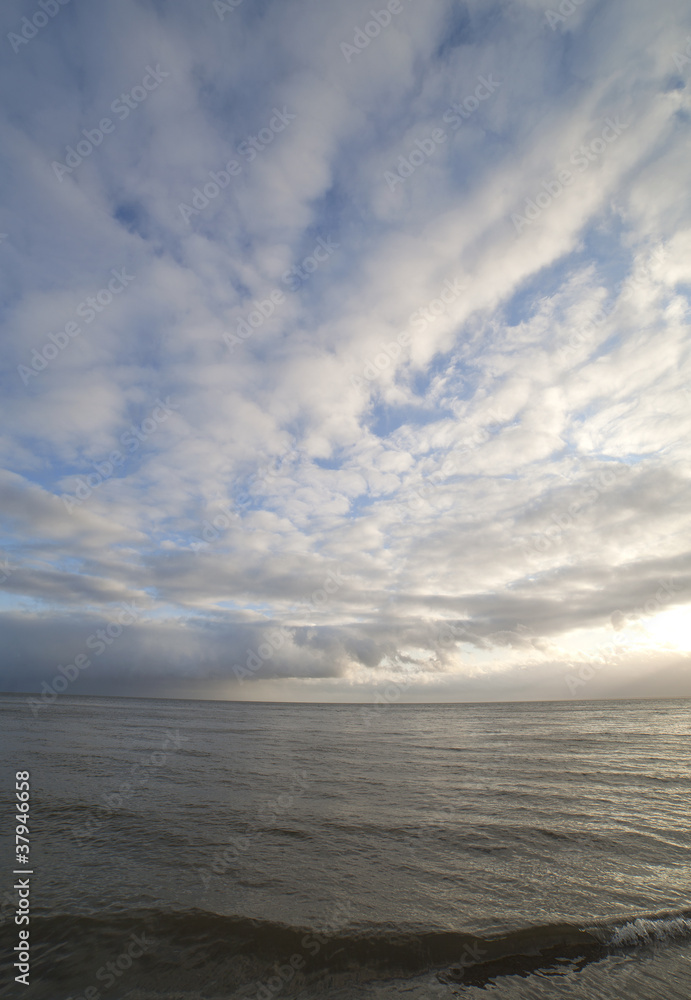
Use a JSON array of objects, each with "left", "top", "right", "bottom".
[
  {"left": 4, "top": 906, "right": 691, "bottom": 994},
  {"left": 605, "top": 914, "right": 691, "bottom": 948}
]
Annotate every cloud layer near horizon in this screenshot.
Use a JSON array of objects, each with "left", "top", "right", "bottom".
[{"left": 1, "top": 0, "right": 690, "bottom": 703}]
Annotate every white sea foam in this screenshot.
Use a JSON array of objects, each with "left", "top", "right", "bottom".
[{"left": 608, "top": 916, "right": 691, "bottom": 948}]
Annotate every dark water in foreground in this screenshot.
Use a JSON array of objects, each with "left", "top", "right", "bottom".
[{"left": 1, "top": 696, "right": 690, "bottom": 999}]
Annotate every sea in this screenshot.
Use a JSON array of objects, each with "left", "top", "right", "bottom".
[{"left": 1, "top": 695, "right": 690, "bottom": 1000}]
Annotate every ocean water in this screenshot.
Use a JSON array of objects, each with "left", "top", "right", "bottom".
[{"left": 1, "top": 695, "right": 690, "bottom": 999}]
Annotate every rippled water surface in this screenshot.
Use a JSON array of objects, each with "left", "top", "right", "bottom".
[{"left": 1, "top": 695, "right": 690, "bottom": 998}]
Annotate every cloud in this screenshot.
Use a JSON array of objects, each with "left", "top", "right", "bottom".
[{"left": 1, "top": 0, "right": 690, "bottom": 701}]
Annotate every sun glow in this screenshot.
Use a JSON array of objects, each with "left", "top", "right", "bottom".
[{"left": 643, "top": 606, "right": 691, "bottom": 652}]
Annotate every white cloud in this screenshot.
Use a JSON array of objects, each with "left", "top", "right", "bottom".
[{"left": 1, "top": 0, "right": 690, "bottom": 700}]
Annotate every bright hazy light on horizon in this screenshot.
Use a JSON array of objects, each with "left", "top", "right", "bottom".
[{"left": 644, "top": 608, "right": 691, "bottom": 652}]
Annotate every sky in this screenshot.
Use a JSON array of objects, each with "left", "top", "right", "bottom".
[{"left": 0, "top": 0, "right": 690, "bottom": 705}]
